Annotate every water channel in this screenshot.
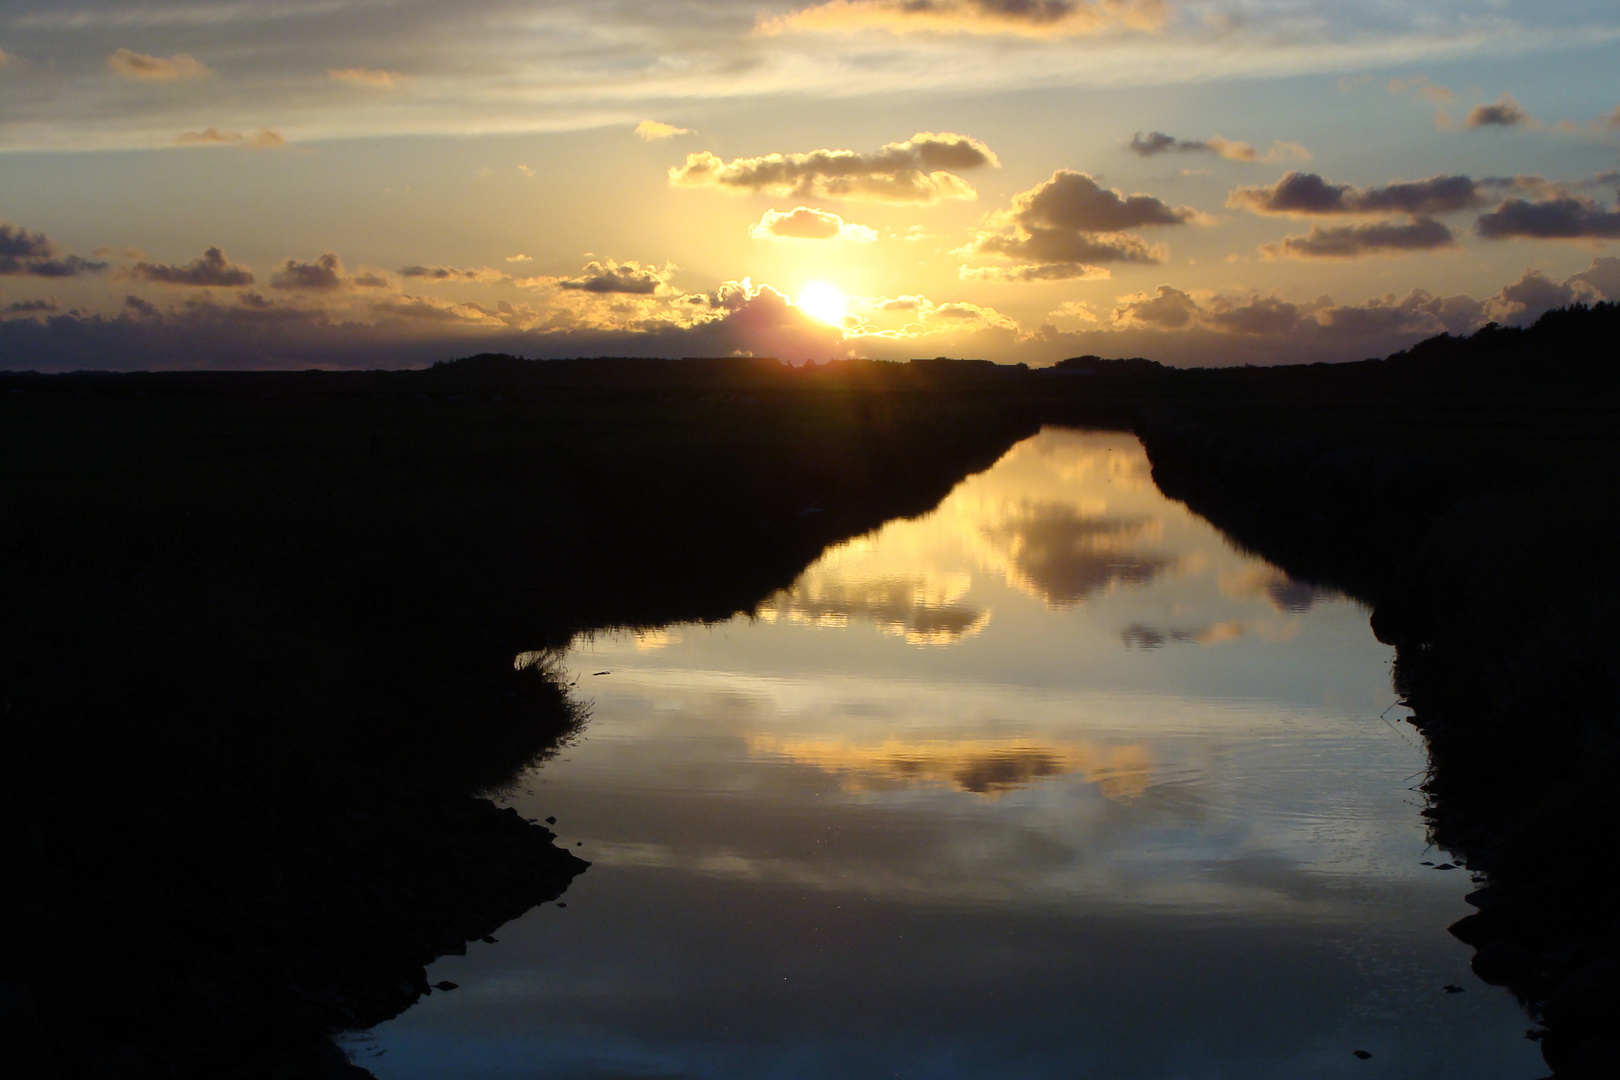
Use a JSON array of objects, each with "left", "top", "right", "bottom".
[{"left": 349, "top": 428, "right": 1542, "bottom": 1078}]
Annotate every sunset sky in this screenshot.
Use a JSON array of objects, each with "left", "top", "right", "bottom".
[{"left": 1, "top": 0, "right": 1617, "bottom": 370}]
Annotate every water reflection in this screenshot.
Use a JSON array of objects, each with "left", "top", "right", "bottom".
[{"left": 358, "top": 430, "right": 1541, "bottom": 1079}]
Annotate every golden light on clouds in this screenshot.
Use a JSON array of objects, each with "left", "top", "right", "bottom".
[{"left": 635, "top": 119, "right": 692, "bottom": 140}]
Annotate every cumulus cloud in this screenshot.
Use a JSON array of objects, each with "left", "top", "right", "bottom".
[
  {"left": 1465, "top": 93, "right": 1534, "bottom": 128},
  {"left": 130, "top": 246, "right": 255, "bottom": 287},
  {"left": 330, "top": 67, "right": 401, "bottom": 87},
  {"left": 0, "top": 221, "right": 107, "bottom": 278},
  {"left": 1229, "top": 172, "right": 1483, "bottom": 217},
  {"left": 544, "top": 259, "right": 674, "bottom": 295},
  {"left": 177, "top": 127, "right": 285, "bottom": 148},
  {"left": 635, "top": 120, "right": 691, "bottom": 140},
  {"left": 1127, "top": 132, "right": 1309, "bottom": 163},
  {"left": 670, "top": 132, "right": 998, "bottom": 204},
  {"left": 1476, "top": 195, "right": 1620, "bottom": 240},
  {"left": 106, "top": 48, "right": 212, "bottom": 81},
  {"left": 759, "top": 0, "right": 1171, "bottom": 37},
  {"left": 959, "top": 170, "right": 1190, "bottom": 279},
  {"left": 750, "top": 206, "right": 877, "bottom": 242},
  {"left": 270, "top": 253, "right": 388, "bottom": 291},
  {"left": 399, "top": 264, "right": 509, "bottom": 283},
  {"left": 1262, "top": 218, "right": 1456, "bottom": 259}
]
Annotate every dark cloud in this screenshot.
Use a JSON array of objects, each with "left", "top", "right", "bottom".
[
  {"left": 0, "top": 221, "right": 106, "bottom": 278},
  {"left": 399, "top": 264, "right": 508, "bottom": 282},
  {"left": 1476, "top": 196, "right": 1620, "bottom": 240},
  {"left": 670, "top": 132, "right": 997, "bottom": 203},
  {"left": 553, "top": 259, "right": 670, "bottom": 295},
  {"left": 970, "top": 228, "right": 1161, "bottom": 266},
  {"left": 1229, "top": 172, "right": 1482, "bottom": 217},
  {"left": 5, "top": 298, "right": 58, "bottom": 314},
  {"left": 1012, "top": 170, "right": 1192, "bottom": 231},
  {"left": 123, "top": 295, "right": 160, "bottom": 317},
  {"left": 131, "top": 246, "right": 255, "bottom": 288},
  {"left": 960, "top": 170, "right": 1188, "bottom": 279},
  {"left": 270, "top": 253, "right": 388, "bottom": 291},
  {"left": 1114, "top": 285, "right": 1199, "bottom": 329},
  {"left": 1202, "top": 295, "right": 1301, "bottom": 335},
  {"left": 1262, "top": 218, "right": 1455, "bottom": 259},
  {"left": 1465, "top": 94, "right": 1532, "bottom": 128}
]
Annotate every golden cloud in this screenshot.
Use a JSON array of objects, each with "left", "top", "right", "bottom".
[
  {"left": 635, "top": 119, "right": 692, "bottom": 140},
  {"left": 751, "top": 206, "right": 877, "bottom": 242}
]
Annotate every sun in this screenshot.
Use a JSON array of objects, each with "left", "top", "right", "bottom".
[{"left": 796, "top": 281, "right": 849, "bottom": 327}]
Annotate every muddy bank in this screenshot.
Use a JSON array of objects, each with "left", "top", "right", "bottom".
[
  {"left": 1137, "top": 382, "right": 1620, "bottom": 1077},
  {"left": 1, "top": 369, "right": 1038, "bottom": 1077}
]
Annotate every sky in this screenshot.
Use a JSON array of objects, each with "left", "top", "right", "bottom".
[{"left": 0, "top": 0, "right": 1617, "bottom": 370}]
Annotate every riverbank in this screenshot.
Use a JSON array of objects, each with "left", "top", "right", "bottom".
[
  {"left": 1, "top": 368, "right": 1038, "bottom": 1077},
  {"left": 1135, "top": 307, "right": 1620, "bottom": 1077}
]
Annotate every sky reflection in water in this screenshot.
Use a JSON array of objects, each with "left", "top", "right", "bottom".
[{"left": 355, "top": 429, "right": 1541, "bottom": 1079}]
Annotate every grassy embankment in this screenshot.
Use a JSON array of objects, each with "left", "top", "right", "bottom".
[
  {"left": 1134, "top": 304, "right": 1620, "bottom": 1078},
  {"left": 0, "top": 360, "right": 1038, "bottom": 1079}
]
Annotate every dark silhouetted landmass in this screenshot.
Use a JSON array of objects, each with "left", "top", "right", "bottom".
[
  {"left": 3, "top": 306, "right": 1617, "bottom": 1076},
  {"left": 1135, "top": 303, "right": 1620, "bottom": 1078}
]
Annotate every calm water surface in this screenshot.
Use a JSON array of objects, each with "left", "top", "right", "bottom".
[{"left": 352, "top": 429, "right": 1541, "bottom": 1079}]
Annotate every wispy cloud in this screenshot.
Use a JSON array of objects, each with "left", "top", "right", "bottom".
[
  {"left": 400, "top": 264, "right": 509, "bottom": 283},
  {"left": 107, "top": 48, "right": 212, "bottom": 81},
  {"left": 330, "top": 67, "right": 402, "bottom": 88},
  {"left": 635, "top": 119, "right": 692, "bottom": 140},
  {"left": 176, "top": 127, "right": 285, "bottom": 148},
  {"left": 1127, "top": 131, "right": 1309, "bottom": 163}
]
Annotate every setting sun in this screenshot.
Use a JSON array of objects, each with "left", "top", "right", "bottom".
[{"left": 795, "top": 281, "right": 850, "bottom": 327}]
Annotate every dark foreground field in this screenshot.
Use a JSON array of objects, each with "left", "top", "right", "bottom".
[
  {"left": 3, "top": 305, "right": 1617, "bottom": 1077},
  {"left": 0, "top": 362, "right": 1037, "bottom": 1078}
]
